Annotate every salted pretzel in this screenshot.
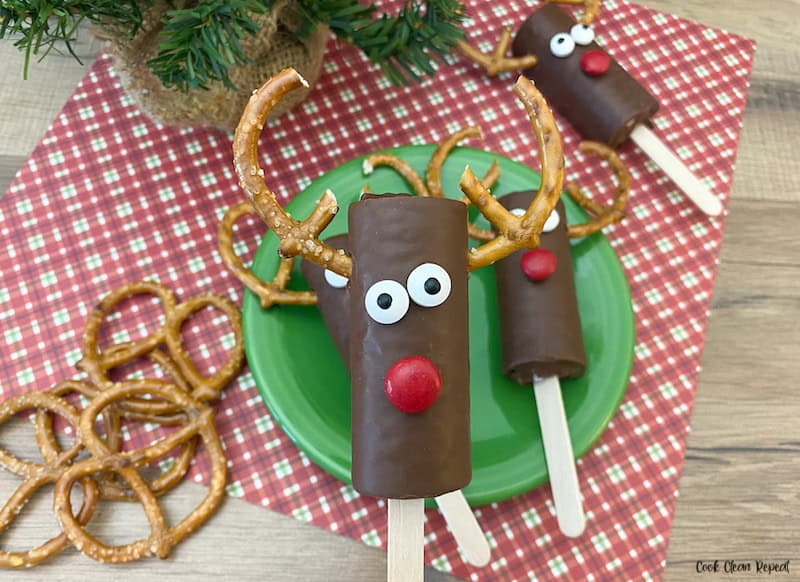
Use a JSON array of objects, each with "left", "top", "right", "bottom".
[
  {"left": 163, "top": 292, "right": 245, "bottom": 402},
  {"left": 0, "top": 392, "right": 98, "bottom": 568},
  {"left": 458, "top": 27, "right": 539, "bottom": 76},
  {"left": 218, "top": 200, "right": 317, "bottom": 309},
  {"left": 77, "top": 280, "right": 177, "bottom": 382},
  {"left": 34, "top": 380, "right": 121, "bottom": 465},
  {"left": 53, "top": 381, "right": 226, "bottom": 563},
  {"left": 79, "top": 282, "right": 244, "bottom": 414},
  {"left": 362, "top": 126, "right": 500, "bottom": 241},
  {"left": 565, "top": 141, "right": 630, "bottom": 238},
  {"left": 32, "top": 378, "right": 196, "bottom": 501},
  {"left": 79, "top": 281, "right": 171, "bottom": 384},
  {"left": 78, "top": 343, "right": 191, "bottom": 422},
  {"left": 234, "top": 68, "right": 563, "bottom": 280}
]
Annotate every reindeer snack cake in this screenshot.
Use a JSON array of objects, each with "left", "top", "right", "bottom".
[
  {"left": 512, "top": 2, "right": 658, "bottom": 149},
  {"left": 232, "top": 67, "right": 566, "bottom": 577},
  {"left": 504, "top": 0, "right": 721, "bottom": 216},
  {"left": 494, "top": 196, "right": 586, "bottom": 383},
  {"left": 348, "top": 194, "right": 471, "bottom": 498}
]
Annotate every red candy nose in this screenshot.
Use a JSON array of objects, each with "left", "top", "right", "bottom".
[
  {"left": 384, "top": 356, "right": 442, "bottom": 414},
  {"left": 520, "top": 248, "right": 557, "bottom": 282},
  {"left": 580, "top": 50, "right": 611, "bottom": 76}
]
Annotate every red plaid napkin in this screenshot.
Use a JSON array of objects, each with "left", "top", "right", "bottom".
[{"left": 0, "top": 0, "right": 754, "bottom": 579}]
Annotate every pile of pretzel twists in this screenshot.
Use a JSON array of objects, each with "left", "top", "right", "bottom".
[{"left": 0, "top": 281, "right": 244, "bottom": 568}]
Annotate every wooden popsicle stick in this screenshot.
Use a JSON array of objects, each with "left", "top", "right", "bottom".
[
  {"left": 434, "top": 489, "right": 491, "bottom": 566},
  {"left": 387, "top": 498, "right": 425, "bottom": 582},
  {"left": 630, "top": 124, "right": 723, "bottom": 217},
  {"left": 533, "top": 374, "right": 586, "bottom": 538}
]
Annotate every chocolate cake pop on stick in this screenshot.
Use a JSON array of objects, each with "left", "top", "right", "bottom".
[
  {"left": 506, "top": 0, "right": 721, "bottom": 216},
  {"left": 234, "top": 69, "right": 564, "bottom": 581}
]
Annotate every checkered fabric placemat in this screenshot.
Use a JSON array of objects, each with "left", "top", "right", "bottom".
[{"left": 0, "top": 1, "right": 754, "bottom": 579}]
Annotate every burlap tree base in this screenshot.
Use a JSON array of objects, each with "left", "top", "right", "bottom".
[{"left": 103, "top": 1, "right": 328, "bottom": 132}]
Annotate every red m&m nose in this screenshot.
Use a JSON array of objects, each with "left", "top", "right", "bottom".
[
  {"left": 520, "top": 248, "right": 557, "bottom": 282},
  {"left": 384, "top": 356, "right": 442, "bottom": 414},
  {"left": 580, "top": 50, "right": 611, "bottom": 76}
]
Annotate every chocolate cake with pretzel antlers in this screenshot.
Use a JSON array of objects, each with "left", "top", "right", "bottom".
[{"left": 512, "top": 2, "right": 659, "bottom": 148}]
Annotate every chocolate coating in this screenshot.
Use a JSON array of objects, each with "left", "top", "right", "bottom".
[
  {"left": 348, "top": 195, "right": 470, "bottom": 499},
  {"left": 494, "top": 192, "right": 586, "bottom": 384},
  {"left": 300, "top": 234, "right": 351, "bottom": 363},
  {"left": 512, "top": 4, "right": 659, "bottom": 148}
]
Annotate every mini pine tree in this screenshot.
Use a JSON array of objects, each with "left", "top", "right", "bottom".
[{"left": 0, "top": 0, "right": 467, "bottom": 90}]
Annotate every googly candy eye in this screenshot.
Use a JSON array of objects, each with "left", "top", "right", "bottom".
[
  {"left": 542, "top": 208, "right": 561, "bottom": 233},
  {"left": 570, "top": 23, "right": 595, "bottom": 46},
  {"left": 364, "top": 280, "right": 409, "bottom": 324},
  {"left": 406, "top": 263, "right": 451, "bottom": 308},
  {"left": 324, "top": 269, "right": 348, "bottom": 288},
  {"left": 550, "top": 32, "right": 575, "bottom": 58},
  {"left": 511, "top": 207, "right": 560, "bottom": 233}
]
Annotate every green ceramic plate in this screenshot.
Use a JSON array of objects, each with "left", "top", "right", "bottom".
[{"left": 243, "top": 145, "right": 634, "bottom": 507}]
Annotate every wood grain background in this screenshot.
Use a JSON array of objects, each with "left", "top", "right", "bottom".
[{"left": 0, "top": 1, "right": 798, "bottom": 580}]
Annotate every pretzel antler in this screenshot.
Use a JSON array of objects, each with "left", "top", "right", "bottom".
[
  {"left": 458, "top": 27, "right": 539, "bottom": 76},
  {"left": 218, "top": 201, "right": 318, "bottom": 309},
  {"left": 425, "top": 126, "right": 500, "bottom": 242},
  {"left": 362, "top": 155, "right": 430, "bottom": 197},
  {"left": 233, "top": 68, "right": 352, "bottom": 279},
  {"left": 362, "top": 126, "right": 500, "bottom": 242},
  {"left": 461, "top": 75, "right": 565, "bottom": 271},
  {"left": 547, "top": 0, "right": 601, "bottom": 25},
  {"left": 565, "top": 141, "right": 630, "bottom": 238}
]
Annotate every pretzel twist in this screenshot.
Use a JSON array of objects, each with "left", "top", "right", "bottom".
[
  {"left": 461, "top": 75, "right": 565, "bottom": 270},
  {"left": 79, "top": 343, "right": 191, "bottom": 422},
  {"left": 0, "top": 392, "right": 98, "bottom": 569},
  {"left": 565, "top": 141, "right": 630, "bottom": 238},
  {"left": 53, "top": 381, "right": 226, "bottom": 563},
  {"left": 457, "top": 27, "right": 539, "bottom": 76},
  {"left": 78, "top": 282, "right": 244, "bottom": 417},
  {"left": 163, "top": 292, "right": 245, "bottom": 403},
  {"left": 219, "top": 200, "right": 318, "bottom": 309},
  {"left": 77, "top": 281, "right": 177, "bottom": 381},
  {"left": 233, "top": 68, "right": 352, "bottom": 278},
  {"left": 547, "top": 0, "right": 601, "bottom": 24},
  {"left": 32, "top": 379, "right": 196, "bottom": 501}
]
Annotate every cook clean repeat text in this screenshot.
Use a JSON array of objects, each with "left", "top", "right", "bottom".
[{"left": 695, "top": 560, "right": 791, "bottom": 575}]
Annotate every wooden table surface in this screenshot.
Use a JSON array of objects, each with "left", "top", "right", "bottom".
[{"left": 0, "top": 2, "right": 798, "bottom": 580}]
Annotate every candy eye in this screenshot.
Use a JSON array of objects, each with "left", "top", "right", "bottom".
[
  {"left": 364, "top": 280, "right": 409, "bottom": 324},
  {"left": 407, "top": 263, "right": 451, "bottom": 308},
  {"left": 324, "top": 269, "right": 348, "bottom": 289},
  {"left": 512, "top": 207, "right": 560, "bottom": 232},
  {"left": 549, "top": 33, "right": 575, "bottom": 58},
  {"left": 570, "top": 23, "right": 595, "bottom": 46},
  {"left": 542, "top": 208, "right": 561, "bottom": 233}
]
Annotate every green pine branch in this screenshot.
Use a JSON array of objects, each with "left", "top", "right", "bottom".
[
  {"left": 0, "top": 0, "right": 145, "bottom": 79},
  {"left": 2, "top": 0, "right": 468, "bottom": 90},
  {"left": 147, "top": 0, "right": 268, "bottom": 91},
  {"left": 286, "top": 0, "right": 468, "bottom": 85}
]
